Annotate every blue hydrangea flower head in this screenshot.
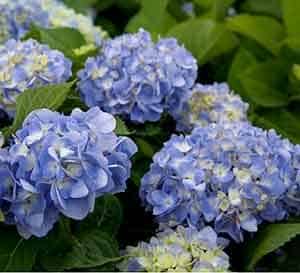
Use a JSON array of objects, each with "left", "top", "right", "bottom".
[
  {"left": 78, "top": 29, "right": 166, "bottom": 123},
  {"left": 0, "top": 107, "right": 137, "bottom": 238},
  {"left": 0, "top": 146, "right": 59, "bottom": 238},
  {"left": 175, "top": 82, "right": 249, "bottom": 132},
  {"left": 0, "top": 39, "right": 72, "bottom": 117},
  {"left": 78, "top": 29, "right": 198, "bottom": 123},
  {"left": 0, "top": 0, "right": 107, "bottom": 46},
  {"left": 156, "top": 38, "right": 198, "bottom": 119},
  {"left": 0, "top": 0, "right": 49, "bottom": 43},
  {"left": 118, "top": 225, "right": 230, "bottom": 272},
  {"left": 140, "top": 122, "right": 295, "bottom": 242},
  {"left": 284, "top": 144, "right": 300, "bottom": 214}
]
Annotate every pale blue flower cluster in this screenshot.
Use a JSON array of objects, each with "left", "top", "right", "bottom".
[
  {"left": 0, "top": 0, "right": 49, "bottom": 43},
  {"left": 0, "top": 39, "right": 72, "bottom": 117},
  {"left": 140, "top": 122, "right": 295, "bottom": 242},
  {"left": 175, "top": 83, "right": 249, "bottom": 132},
  {"left": 118, "top": 226, "right": 230, "bottom": 272},
  {"left": 0, "top": 0, "right": 106, "bottom": 46},
  {"left": 0, "top": 107, "right": 137, "bottom": 238},
  {"left": 77, "top": 29, "right": 197, "bottom": 123}
]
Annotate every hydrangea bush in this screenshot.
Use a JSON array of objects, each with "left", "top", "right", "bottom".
[{"left": 0, "top": 0, "right": 300, "bottom": 272}]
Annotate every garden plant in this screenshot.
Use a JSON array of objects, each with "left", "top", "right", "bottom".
[{"left": 1, "top": 0, "right": 300, "bottom": 271}]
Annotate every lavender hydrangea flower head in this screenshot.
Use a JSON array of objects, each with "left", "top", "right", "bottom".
[
  {"left": 175, "top": 83, "right": 249, "bottom": 132},
  {"left": 118, "top": 226, "right": 230, "bottom": 272},
  {"left": 0, "top": 39, "right": 72, "bottom": 117},
  {"left": 0, "top": 0, "right": 49, "bottom": 42},
  {"left": 77, "top": 29, "right": 198, "bottom": 123},
  {"left": 140, "top": 122, "right": 295, "bottom": 242},
  {"left": 0, "top": 107, "right": 137, "bottom": 238}
]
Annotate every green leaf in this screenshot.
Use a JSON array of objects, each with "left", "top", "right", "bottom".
[
  {"left": 193, "top": 0, "right": 212, "bottom": 10},
  {"left": 24, "top": 25, "right": 86, "bottom": 59},
  {"left": 253, "top": 109, "right": 300, "bottom": 144},
  {"left": 115, "top": 117, "right": 133, "bottom": 136},
  {"left": 280, "top": 38, "right": 300, "bottom": 64},
  {"left": 62, "top": 230, "right": 120, "bottom": 270},
  {"left": 126, "top": 0, "right": 176, "bottom": 36},
  {"left": 239, "top": 60, "right": 290, "bottom": 107},
  {"left": 95, "top": 0, "right": 115, "bottom": 12},
  {"left": 241, "top": 78, "right": 288, "bottom": 107},
  {"left": 0, "top": 229, "right": 39, "bottom": 271},
  {"left": 167, "top": 18, "right": 238, "bottom": 64},
  {"left": 167, "top": 0, "right": 193, "bottom": 21},
  {"left": 136, "top": 138, "right": 155, "bottom": 158},
  {"left": 194, "top": 0, "right": 235, "bottom": 20},
  {"left": 226, "top": 14, "right": 285, "bottom": 55},
  {"left": 244, "top": 223, "right": 300, "bottom": 270},
  {"left": 58, "top": 91, "right": 88, "bottom": 114},
  {"left": 134, "top": 123, "right": 162, "bottom": 137},
  {"left": 214, "top": 0, "right": 235, "bottom": 20},
  {"left": 282, "top": 0, "right": 300, "bottom": 37},
  {"left": 6, "top": 82, "right": 74, "bottom": 137},
  {"left": 0, "top": 210, "right": 4, "bottom": 222},
  {"left": 241, "top": 0, "right": 282, "bottom": 19},
  {"left": 228, "top": 47, "right": 258, "bottom": 99},
  {"left": 292, "top": 64, "right": 300, "bottom": 81},
  {"left": 40, "top": 228, "right": 120, "bottom": 271},
  {"left": 63, "top": 0, "right": 97, "bottom": 13},
  {"left": 77, "top": 195, "right": 123, "bottom": 236}
]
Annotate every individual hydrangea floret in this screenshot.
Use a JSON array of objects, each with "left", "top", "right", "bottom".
[
  {"left": 0, "top": 107, "right": 137, "bottom": 238},
  {"left": 77, "top": 29, "right": 198, "bottom": 123},
  {"left": 118, "top": 225, "right": 230, "bottom": 272},
  {"left": 175, "top": 83, "right": 249, "bottom": 132},
  {"left": 0, "top": 0, "right": 106, "bottom": 46},
  {"left": 140, "top": 122, "right": 295, "bottom": 242},
  {"left": 181, "top": 2, "right": 195, "bottom": 17},
  {"left": 0, "top": 39, "right": 72, "bottom": 117}
]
